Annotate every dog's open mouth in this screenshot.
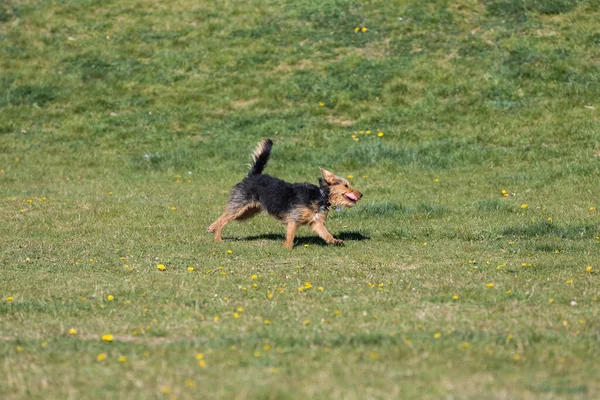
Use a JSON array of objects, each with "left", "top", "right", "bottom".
[{"left": 344, "top": 193, "right": 358, "bottom": 203}]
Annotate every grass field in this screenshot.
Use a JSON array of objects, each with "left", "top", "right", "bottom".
[{"left": 2, "top": 0, "right": 600, "bottom": 398}]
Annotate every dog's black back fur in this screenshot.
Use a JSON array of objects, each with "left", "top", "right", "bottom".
[{"left": 232, "top": 174, "right": 329, "bottom": 216}]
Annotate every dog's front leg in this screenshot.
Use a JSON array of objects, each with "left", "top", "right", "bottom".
[
  {"left": 284, "top": 222, "right": 298, "bottom": 249},
  {"left": 311, "top": 221, "right": 344, "bottom": 246}
]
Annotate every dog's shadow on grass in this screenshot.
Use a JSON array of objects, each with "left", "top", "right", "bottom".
[{"left": 238, "top": 231, "right": 370, "bottom": 246}]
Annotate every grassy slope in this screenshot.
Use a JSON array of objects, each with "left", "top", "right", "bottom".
[{"left": 1, "top": 0, "right": 600, "bottom": 398}]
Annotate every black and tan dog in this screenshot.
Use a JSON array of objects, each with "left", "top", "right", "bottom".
[{"left": 208, "top": 139, "right": 363, "bottom": 249}]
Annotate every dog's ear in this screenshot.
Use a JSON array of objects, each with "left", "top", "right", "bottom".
[{"left": 320, "top": 168, "right": 337, "bottom": 185}]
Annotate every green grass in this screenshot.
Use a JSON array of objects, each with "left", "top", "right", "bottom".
[{"left": 2, "top": 0, "right": 600, "bottom": 398}]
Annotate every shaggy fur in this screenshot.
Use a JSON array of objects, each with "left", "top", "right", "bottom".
[{"left": 208, "top": 139, "right": 363, "bottom": 249}]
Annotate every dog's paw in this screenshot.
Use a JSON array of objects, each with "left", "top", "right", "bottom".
[{"left": 331, "top": 239, "right": 344, "bottom": 246}]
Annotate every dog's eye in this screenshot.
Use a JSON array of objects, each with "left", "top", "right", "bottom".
[{"left": 344, "top": 184, "right": 348, "bottom": 188}]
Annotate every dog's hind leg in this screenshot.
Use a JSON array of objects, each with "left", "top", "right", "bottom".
[{"left": 208, "top": 202, "right": 261, "bottom": 242}]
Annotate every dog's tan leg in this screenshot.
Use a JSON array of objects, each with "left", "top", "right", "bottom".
[
  {"left": 209, "top": 211, "right": 236, "bottom": 242},
  {"left": 284, "top": 222, "right": 298, "bottom": 249},
  {"left": 311, "top": 221, "right": 343, "bottom": 246},
  {"left": 208, "top": 203, "right": 261, "bottom": 242}
]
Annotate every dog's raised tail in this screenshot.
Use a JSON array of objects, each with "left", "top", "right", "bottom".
[{"left": 248, "top": 139, "right": 273, "bottom": 176}]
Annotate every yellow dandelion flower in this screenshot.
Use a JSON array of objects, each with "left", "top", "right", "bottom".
[
  {"left": 590, "top": 206, "right": 596, "bottom": 211},
  {"left": 501, "top": 189, "right": 508, "bottom": 197},
  {"left": 157, "top": 264, "right": 166, "bottom": 271},
  {"left": 169, "top": 206, "right": 176, "bottom": 211},
  {"left": 102, "top": 334, "right": 114, "bottom": 342},
  {"left": 69, "top": 328, "right": 77, "bottom": 335},
  {"left": 506, "top": 290, "right": 512, "bottom": 294},
  {"left": 304, "top": 282, "right": 313, "bottom": 289},
  {"left": 513, "top": 353, "right": 521, "bottom": 361},
  {"left": 317, "top": 286, "right": 324, "bottom": 291},
  {"left": 263, "top": 344, "right": 271, "bottom": 351},
  {"left": 233, "top": 312, "right": 239, "bottom": 318},
  {"left": 566, "top": 279, "right": 573, "bottom": 285},
  {"left": 585, "top": 266, "right": 593, "bottom": 272},
  {"left": 118, "top": 356, "right": 127, "bottom": 363},
  {"left": 267, "top": 293, "right": 273, "bottom": 300},
  {"left": 433, "top": 332, "right": 441, "bottom": 339},
  {"left": 264, "top": 320, "right": 271, "bottom": 325},
  {"left": 227, "top": 249, "right": 232, "bottom": 254},
  {"left": 434, "top": 178, "right": 439, "bottom": 182},
  {"left": 196, "top": 353, "right": 204, "bottom": 360},
  {"left": 198, "top": 360, "right": 206, "bottom": 367},
  {"left": 377, "top": 132, "right": 384, "bottom": 137},
  {"left": 107, "top": 295, "right": 114, "bottom": 301},
  {"left": 185, "top": 380, "right": 196, "bottom": 388},
  {"left": 486, "top": 283, "right": 495, "bottom": 288},
  {"left": 452, "top": 295, "right": 459, "bottom": 300},
  {"left": 6, "top": 296, "right": 13, "bottom": 302},
  {"left": 547, "top": 217, "right": 552, "bottom": 222},
  {"left": 160, "top": 386, "right": 170, "bottom": 394},
  {"left": 347, "top": 175, "right": 353, "bottom": 179},
  {"left": 354, "top": 27, "right": 360, "bottom": 32},
  {"left": 97, "top": 353, "right": 107, "bottom": 361},
  {"left": 16, "top": 346, "right": 23, "bottom": 352},
  {"left": 549, "top": 298, "right": 554, "bottom": 304},
  {"left": 361, "top": 27, "right": 367, "bottom": 32},
  {"left": 187, "top": 266, "right": 194, "bottom": 271},
  {"left": 251, "top": 274, "right": 257, "bottom": 280},
  {"left": 520, "top": 204, "right": 528, "bottom": 209},
  {"left": 369, "top": 352, "right": 379, "bottom": 359},
  {"left": 213, "top": 316, "right": 219, "bottom": 322},
  {"left": 303, "top": 320, "right": 310, "bottom": 326},
  {"left": 460, "top": 342, "right": 469, "bottom": 349}
]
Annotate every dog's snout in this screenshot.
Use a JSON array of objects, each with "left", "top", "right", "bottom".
[{"left": 358, "top": 192, "right": 363, "bottom": 199}]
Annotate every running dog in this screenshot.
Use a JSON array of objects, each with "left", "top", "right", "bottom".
[{"left": 207, "top": 139, "right": 363, "bottom": 248}]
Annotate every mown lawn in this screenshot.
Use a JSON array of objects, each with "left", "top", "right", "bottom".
[{"left": 1, "top": 0, "right": 600, "bottom": 398}]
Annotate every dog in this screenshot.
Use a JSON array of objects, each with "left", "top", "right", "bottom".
[{"left": 207, "top": 139, "right": 363, "bottom": 249}]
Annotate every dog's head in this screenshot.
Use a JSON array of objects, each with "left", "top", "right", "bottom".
[{"left": 320, "top": 168, "right": 363, "bottom": 208}]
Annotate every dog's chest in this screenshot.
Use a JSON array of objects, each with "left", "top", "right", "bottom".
[{"left": 287, "top": 203, "right": 328, "bottom": 225}]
